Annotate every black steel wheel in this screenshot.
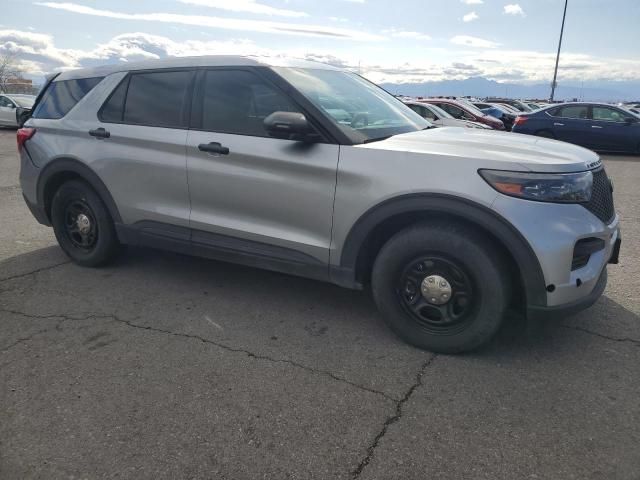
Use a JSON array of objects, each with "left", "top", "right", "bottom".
[
  {"left": 51, "top": 180, "right": 121, "bottom": 267},
  {"left": 397, "top": 255, "right": 476, "bottom": 335},
  {"left": 63, "top": 199, "right": 98, "bottom": 251},
  {"left": 372, "top": 222, "right": 509, "bottom": 353}
]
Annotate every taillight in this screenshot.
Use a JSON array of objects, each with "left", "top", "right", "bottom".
[
  {"left": 17, "top": 127, "right": 35, "bottom": 152},
  {"left": 513, "top": 116, "right": 528, "bottom": 126}
]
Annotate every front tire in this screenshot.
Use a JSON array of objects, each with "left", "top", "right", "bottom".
[
  {"left": 51, "top": 180, "right": 121, "bottom": 267},
  {"left": 371, "top": 222, "right": 509, "bottom": 353}
]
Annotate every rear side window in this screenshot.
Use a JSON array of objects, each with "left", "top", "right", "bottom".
[
  {"left": 100, "top": 70, "right": 193, "bottom": 128},
  {"left": 554, "top": 105, "right": 588, "bottom": 119},
  {"left": 32, "top": 77, "right": 103, "bottom": 119}
]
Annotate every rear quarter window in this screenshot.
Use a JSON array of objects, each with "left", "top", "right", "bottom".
[{"left": 32, "top": 77, "right": 103, "bottom": 119}]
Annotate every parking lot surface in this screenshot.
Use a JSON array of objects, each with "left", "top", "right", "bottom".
[{"left": 1, "top": 128, "right": 639, "bottom": 479}]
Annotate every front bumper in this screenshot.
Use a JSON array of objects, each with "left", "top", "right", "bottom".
[{"left": 527, "top": 266, "right": 608, "bottom": 321}]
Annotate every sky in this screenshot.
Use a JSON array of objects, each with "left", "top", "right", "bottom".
[{"left": 1, "top": 0, "right": 639, "bottom": 88}]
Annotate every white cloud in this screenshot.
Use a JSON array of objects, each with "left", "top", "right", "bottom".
[
  {"left": 35, "top": 2, "right": 384, "bottom": 41},
  {"left": 450, "top": 35, "right": 499, "bottom": 48},
  {"left": 504, "top": 4, "right": 525, "bottom": 16},
  {"left": 463, "top": 12, "right": 478, "bottom": 22},
  {"left": 389, "top": 30, "right": 432, "bottom": 41},
  {"left": 177, "top": 0, "right": 307, "bottom": 18},
  {"left": 461, "top": 0, "right": 483, "bottom": 4},
  {"left": 4, "top": 30, "right": 640, "bottom": 87}
]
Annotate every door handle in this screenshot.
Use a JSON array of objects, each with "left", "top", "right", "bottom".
[
  {"left": 88, "top": 127, "right": 110, "bottom": 139},
  {"left": 553, "top": 122, "right": 564, "bottom": 126},
  {"left": 591, "top": 125, "right": 603, "bottom": 129},
  {"left": 198, "top": 142, "right": 229, "bottom": 155}
]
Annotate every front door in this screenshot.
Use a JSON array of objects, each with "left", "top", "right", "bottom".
[
  {"left": 0, "top": 96, "right": 16, "bottom": 126},
  {"left": 186, "top": 68, "right": 340, "bottom": 268},
  {"left": 590, "top": 105, "right": 638, "bottom": 152}
]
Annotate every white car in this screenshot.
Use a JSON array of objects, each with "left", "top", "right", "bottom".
[
  {"left": 405, "top": 101, "right": 492, "bottom": 129},
  {"left": 0, "top": 94, "right": 36, "bottom": 127}
]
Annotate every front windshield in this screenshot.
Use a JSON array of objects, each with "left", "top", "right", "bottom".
[
  {"left": 455, "top": 98, "right": 487, "bottom": 117},
  {"left": 273, "top": 67, "right": 431, "bottom": 142}
]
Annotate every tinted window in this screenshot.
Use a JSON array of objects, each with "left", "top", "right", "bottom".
[
  {"left": 124, "top": 71, "right": 192, "bottom": 128},
  {"left": 100, "top": 77, "right": 128, "bottom": 123},
  {"left": 32, "top": 77, "right": 103, "bottom": 119},
  {"left": 592, "top": 106, "right": 627, "bottom": 122},
  {"left": 555, "top": 105, "right": 588, "bottom": 119},
  {"left": 440, "top": 104, "right": 464, "bottom": 119},
  {"left": 200, "top": 70, "right": 300, "bottom": 137},
  {"left": 420, "top": 106, "right": 437, "bottom": 120}
]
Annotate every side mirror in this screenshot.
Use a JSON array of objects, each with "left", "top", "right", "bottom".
[
  {"left": 624, "top": 116, "right": 638, "bottom": 125},
  {"left": 264, "top": 111, "right": 319, "bottom": 142}
]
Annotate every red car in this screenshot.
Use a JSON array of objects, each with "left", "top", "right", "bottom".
[{"left": 418, "top": 98, "right": 505, "bottom": 130}]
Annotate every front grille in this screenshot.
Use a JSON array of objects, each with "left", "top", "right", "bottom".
[{"left": 583, "top": 168, "right": 615, "bottom": 224}]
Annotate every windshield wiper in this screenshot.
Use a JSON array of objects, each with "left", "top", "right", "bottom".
[{"left": 421, "top": 125, "right": 437, "bottom": 130}]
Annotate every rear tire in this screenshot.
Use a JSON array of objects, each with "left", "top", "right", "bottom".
[
  {"left": 371, "top": 222, "right": 509, "bottom": 353},
  {"left": 51, "top": 180, "right": 121, "bottom": 267}
]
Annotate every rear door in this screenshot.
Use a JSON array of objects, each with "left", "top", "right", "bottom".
[
  {"left": 95, "top": 70, "right": 194, "bottom": 230},
  {"left": 186, "top": 68, "right": 340, "bottom": 268},
  {"left": 590, "top": 105, "right": 637, "bottom": 152},
  {"left": 549, "top": 105, "right": 591, "bottom": 147}
]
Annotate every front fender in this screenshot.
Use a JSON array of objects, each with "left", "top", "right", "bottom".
[{"left": 335, "top": 193, "right": 548, "bottom": 308}]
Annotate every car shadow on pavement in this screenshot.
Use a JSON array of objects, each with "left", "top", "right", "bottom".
[{"left": 1, "top": 245, "right": 638, "bottom": 358}]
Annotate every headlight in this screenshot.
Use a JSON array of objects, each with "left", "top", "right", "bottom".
[{"left": 479, "top": 169, "right": 593, "bottom": 203}]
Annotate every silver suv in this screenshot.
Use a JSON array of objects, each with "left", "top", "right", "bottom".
[{"left": 18, "top": 56, "right": 621, "bottom": 353}]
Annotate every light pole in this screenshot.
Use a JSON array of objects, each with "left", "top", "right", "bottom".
[{"left": 550, "top": 0, "right": 568, "bottom": 102}]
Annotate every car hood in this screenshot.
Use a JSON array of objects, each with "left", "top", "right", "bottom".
[
  {"left": 439, "top": 118, "right": 490, "bottom": 129},
  {"left": 359, "top": 127, "right": 600, "bottom": 173}
]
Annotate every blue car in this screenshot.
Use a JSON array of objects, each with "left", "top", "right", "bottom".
[{"left": 512, "top": 102, "right": 640, "bottom": 154}]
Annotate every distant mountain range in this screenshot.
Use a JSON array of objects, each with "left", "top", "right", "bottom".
[{"left": 381, "top": 77, "right": 640, "bottom": 102}]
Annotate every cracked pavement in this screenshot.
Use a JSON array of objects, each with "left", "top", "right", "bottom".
[{"left": 1, "top": 129, "right": 640, "bottom": 479}]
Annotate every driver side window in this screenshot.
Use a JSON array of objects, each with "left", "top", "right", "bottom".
[
  {"left": 0, "top": 96, "right": 13, "bottom": 108},
  {"left": 200, "top": 69, "right": 301, "bottom": 137},
  {"left": 592, "top": 106, "right": 626, "bottom": 122}
]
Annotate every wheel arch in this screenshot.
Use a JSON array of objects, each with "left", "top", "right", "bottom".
[
  {"left": 336, "top": 193, "right": 547, "bottom": 309},
  {"left": 37, "top": 158, "right": 122, "bottom": 225}
]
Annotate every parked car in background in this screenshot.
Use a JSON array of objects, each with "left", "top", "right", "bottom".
[
  {"left": 525, "top": 102, "right": 543, "bottom": 110},
  {"left": 485, "top": 98, "right": 532, "bottom": 113},
  {"left": 512, "top": 102, "right": 640, "bottom": 153},
  {"left": 420, "top": 98, "right": 505, "bottom": 130},
  {"left": 405, "top": 101, "right": 491, "bottom": 129},
  {"left": 18, "top": 56, "right": 620, "bottom": 353},
  {"left": 476, "top": 104, "right": 517, "bottom": 131},
  {"left": 0, "top": 94, "right": 36, "bottom": 127}
]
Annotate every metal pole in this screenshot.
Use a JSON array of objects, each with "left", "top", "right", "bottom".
[{"left": 550, "top": 0, "right": 568, "bottom": 102}]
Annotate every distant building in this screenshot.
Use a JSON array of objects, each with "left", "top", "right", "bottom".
[{"left": 3, "top": 76, "right": 37, "bottom": 94}]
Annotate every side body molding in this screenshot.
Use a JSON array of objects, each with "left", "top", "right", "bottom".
[{"left": 335, "top": 193, "right": 548, "bottom": 308}]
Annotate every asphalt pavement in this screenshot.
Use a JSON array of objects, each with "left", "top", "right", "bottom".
[{"left": 1, "top": 127, "right": 639, "bottom": 479}]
